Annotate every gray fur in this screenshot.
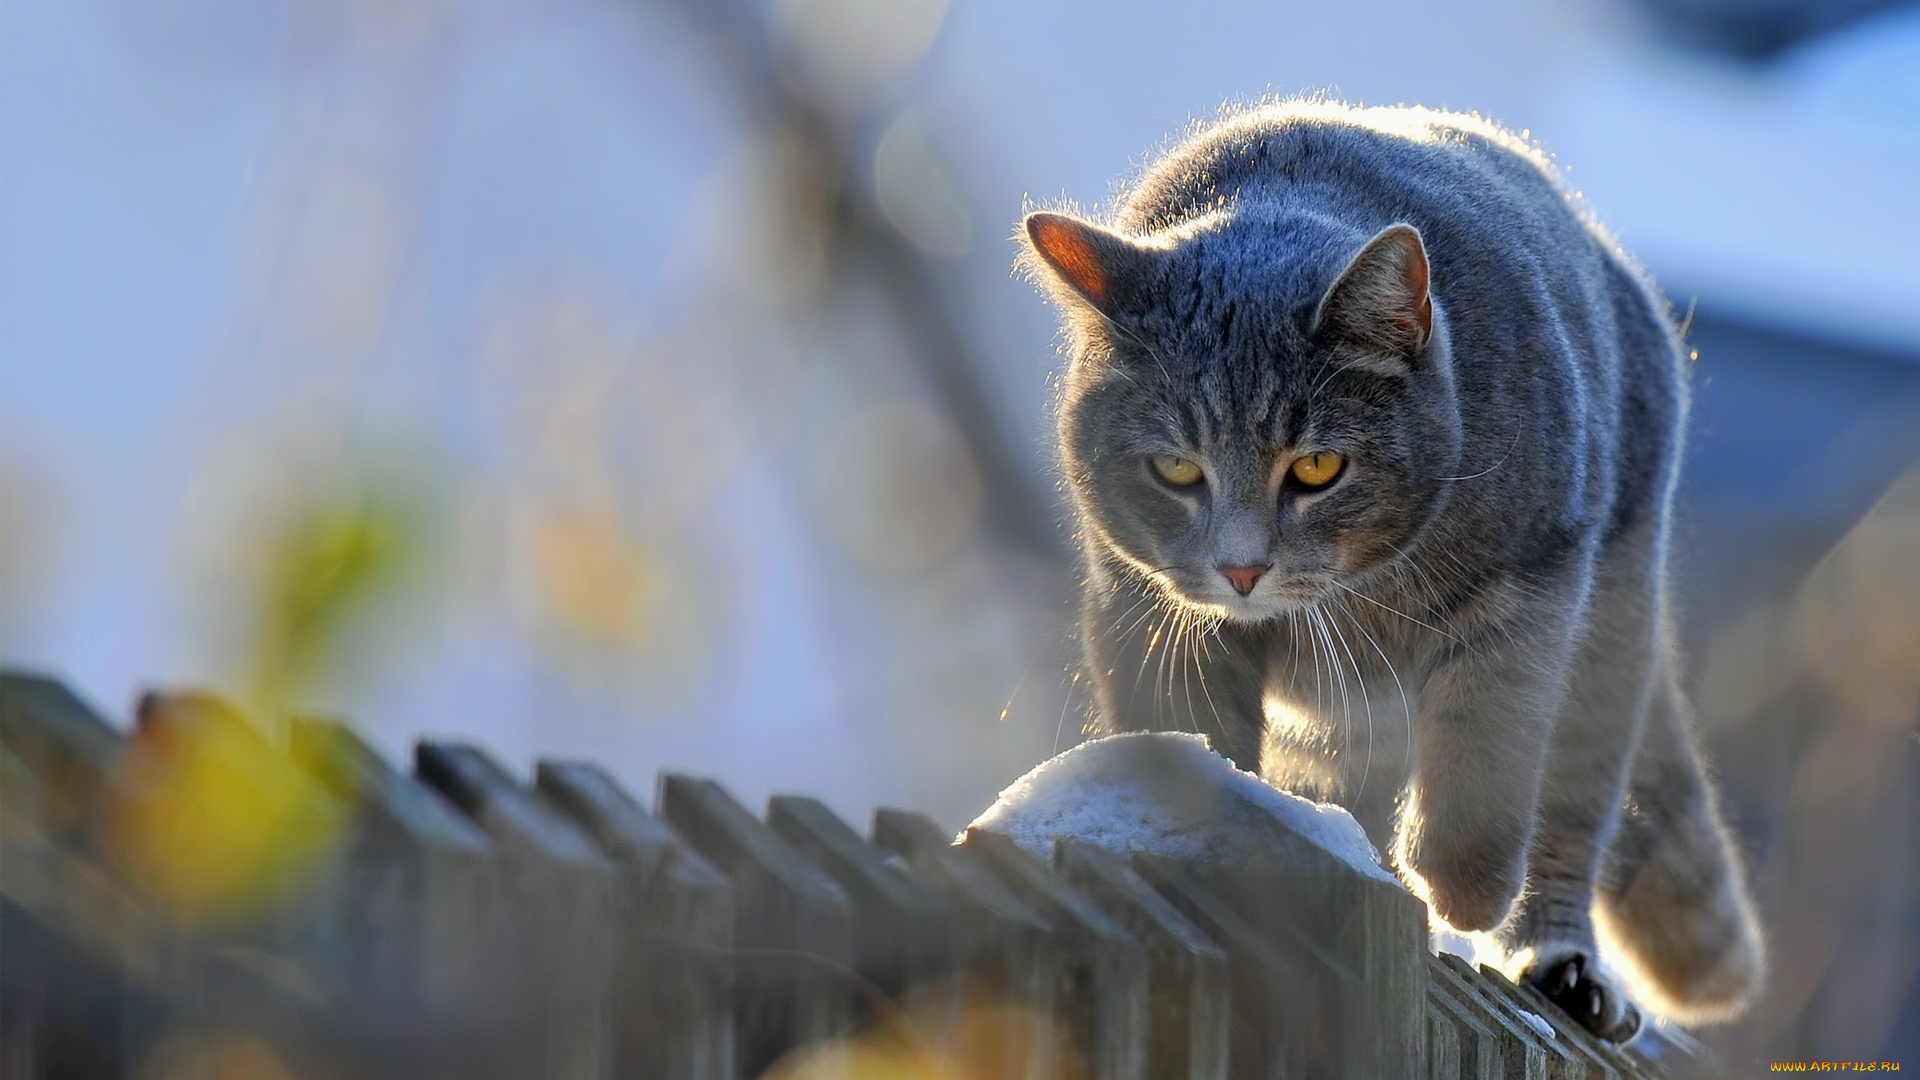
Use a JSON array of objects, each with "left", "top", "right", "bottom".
[{"left": 1019, "top": 99, "right": 1763, "bottom": 1041}]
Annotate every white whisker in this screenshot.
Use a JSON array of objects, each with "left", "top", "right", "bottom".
[
  {"left": 1322, "top": 603, "right": 1375, "bottom": 796},
  {"left": 1332, "top": 578, "right": 1465, "bottom": 647},
  {"left": 1434, "top": 426, "right": 1523, "bottom": 482},
  {"left": 1308, "top": 606, "right": 1353, "bottom": 779}
]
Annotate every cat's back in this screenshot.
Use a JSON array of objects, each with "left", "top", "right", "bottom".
[
  {"left": 1108, "top": 100, "right": 1677, "bottom": 372},
  {"left": 1111, "top": 100, "right": 1595, "bottom": 256}
]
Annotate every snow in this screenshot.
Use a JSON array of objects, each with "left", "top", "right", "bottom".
[
  {"left": 1431, "top": 925, "right": 1500, "bottom": 965},
  {"left": 1518, "top": 1011, "right": 1558, "bottom": 1041},
  {"left": 965, "top": 731, "right": 1396, "bottom": 884}
]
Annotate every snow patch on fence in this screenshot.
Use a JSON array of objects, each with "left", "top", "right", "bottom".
[{"left": 966, "top": 731, "right": 1396, "bottom": 884}]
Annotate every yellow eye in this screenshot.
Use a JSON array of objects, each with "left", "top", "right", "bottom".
[
  {"left": 1289, "top": 451, "right": 1346, "bottom": 490},
  {"left": 1150, "top": 453, "right": 1204, "bottom": 487}
]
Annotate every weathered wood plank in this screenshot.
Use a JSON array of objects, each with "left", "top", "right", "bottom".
[
  {"left": 537, "top": 761, "right": 736, "bottom": 1080},
  {"left": 1132, "top": 853, "right": 1313, "bottom": 1080},
  {"left": 1227, "top": 853, "right": 1425, "bottom": 1079},
  {"left": 962, "top": 828, "right": 1148, "bottom": 1080},
  {"left": 870, "top": 808, "right": 1060, "bottom": 1080},
  {"left": 1429, "top": 997, "right": 1463, "bottom": 1080},
  {"left": 290, "top": 718, "right": 499, "bottom": 1078},
  {"left": 659, "top": 774, "right": 853, "bottom": 1080},
  {"left": 1427, "top": 954, "right": 1506, "bottom": 1080},
  {"left": 1, "top": 743, "right": 50, "bottom": 1080},
  {"left": 416, "top": 742, "right": 616, "bottom": 1080},
  {"left": 1426, "top": 952, "right": 1566, "bottom": 1080},
  {"left": 0, "top": 676, "right": 154, "bottom": 1080},
  {"left": 0, "top": 672, "right": 123, "bottom": 843},
  {"left": 1056, "top": 840, "right": 1229, "bottom": 1080},
  {"left": 768, "top": 795, "right": 956, "bottom": 997},
  {"left": 871, "top": 809, "right": 1048, "bottom": 962}
]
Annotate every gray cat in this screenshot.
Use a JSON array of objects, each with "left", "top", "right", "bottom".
[{"left": 1018, "top": 100, "right": 1763, "bottom": 1042}]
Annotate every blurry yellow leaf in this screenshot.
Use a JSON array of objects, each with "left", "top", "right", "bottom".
[
  {"left": 246, "top": 482, "right": 426, "bottom": 711},
  {"left": 135, "top": 1029, "right": 301, "bottom": 1080},
  {"left": 756, "top": 995, "right": 1081, "bottom": 1080},
  {"left": 104, "top": 697, "right": 346, "bottom": 926},
  {"left": 761, "top": 1040, "right": 955, "bottom": 1080}
]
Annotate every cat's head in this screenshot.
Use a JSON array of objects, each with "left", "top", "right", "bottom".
[{"left": 1022, "top": 209, "right": 1463, "bottom": 623}]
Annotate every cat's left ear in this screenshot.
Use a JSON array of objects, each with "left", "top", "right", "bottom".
[
  {"left": 1022, "top": 211, "right": 1160, "bottom": 322},
  {"left": 1314, "top": 223, "right": 1434, "bottom": 364}
]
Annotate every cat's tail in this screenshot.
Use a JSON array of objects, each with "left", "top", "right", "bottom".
[
  {"left": 1597, "top": 680, "right": 1758, "bottom": 1014},
  {"left": 1594, "top": 685, "right": 1766, "bottom": 1025}
]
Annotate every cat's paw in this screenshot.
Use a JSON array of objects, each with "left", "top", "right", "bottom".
[
  {"left": 1523, "top": 950, "right": 1643, "bottom": 1044},
  {"left": 1404, "top": 834, "right": 1526, "bottom": 932}
]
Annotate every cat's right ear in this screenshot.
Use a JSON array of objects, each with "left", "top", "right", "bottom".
[
  {"left": 1314, "top": 223, "right": 1434, "bottom": 368},
  {"left": 1021, "top": 212, "right": 1158, "bottom": 322}
]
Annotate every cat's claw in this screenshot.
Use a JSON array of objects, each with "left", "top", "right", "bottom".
[{"left": 1524, "top": 952, "right": 1643, "bottom": 1044}]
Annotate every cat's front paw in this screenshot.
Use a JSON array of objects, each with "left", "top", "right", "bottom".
[
  {"left": 1403, "top": 832, "right": 1526, "bottom": 932},
  {"left": 1523, "top": 951, "right": 1643, "bottom": 1044}
]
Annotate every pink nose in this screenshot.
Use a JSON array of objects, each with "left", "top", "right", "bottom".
[{"left": 1218, "top": 564, "right": 1269, "bottom": 596}]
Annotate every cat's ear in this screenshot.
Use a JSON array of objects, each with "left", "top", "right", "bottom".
[
  {"left": 1314, "top": 224, "right": 1433, "bottom": 363},
  {"left": 1022, "top": 211, "right": 1159, "bottom": 321}
]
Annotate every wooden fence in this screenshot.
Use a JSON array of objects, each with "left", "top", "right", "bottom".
[{"left": 0, "top": 670, "right": 1717, "bottom": 1079}]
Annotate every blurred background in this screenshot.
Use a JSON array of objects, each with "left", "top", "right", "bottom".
[{"left": 1, "top": 0, "right": 1916, "bottom": 1066}]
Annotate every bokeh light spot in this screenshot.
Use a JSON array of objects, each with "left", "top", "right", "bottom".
[
  {"left": 875, "top": 110, "right": 974, "bottom": 257},
  {"left": 771, "top": 0, "right": 951, "bottom": 112}
]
